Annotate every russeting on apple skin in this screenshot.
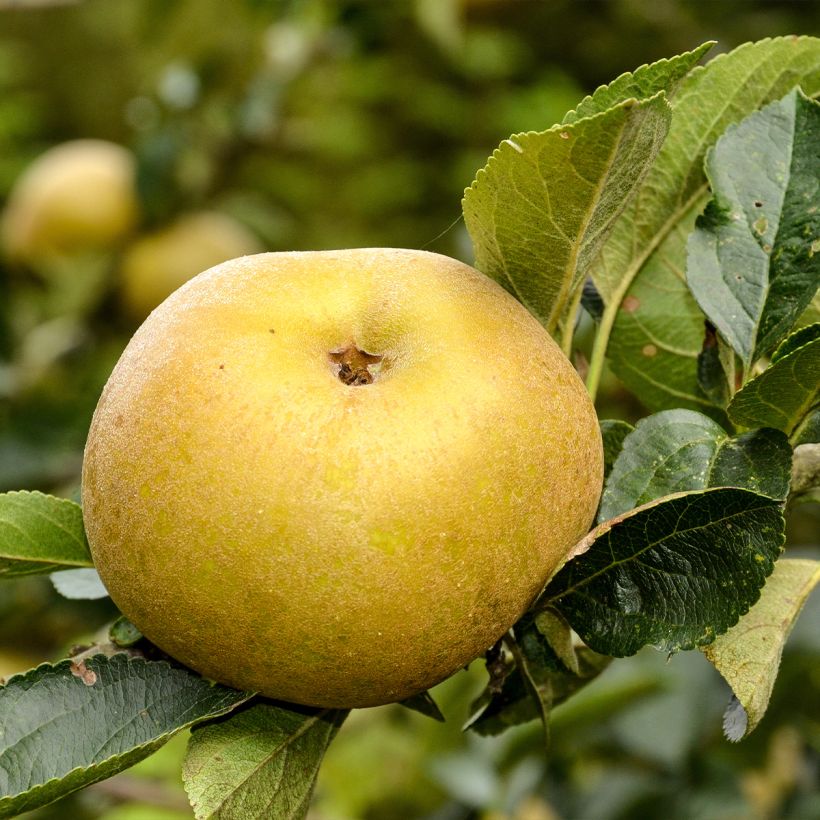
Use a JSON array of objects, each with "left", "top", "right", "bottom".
[{"left": 82, "top": 248, "right": 603, "bottom": 708}]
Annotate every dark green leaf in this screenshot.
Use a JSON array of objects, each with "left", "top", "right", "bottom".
[
  {"left": 687, "top": 90, "right": 820, "bottom": 369},
  {"left": 542, "top": 488, "right": 785, "bottom": 657},
  {"left": 728, "top": 325, "right": 820, "bottom": 433},
  {"left": 183, "top": 702, "right": 347, "bottom": 820},
  {"left": 465, "top": 614, "right": 610, "bottom": 737},
  {"left": 0, "top": 491, "right": 92, "bottom": 577},
  {"left": 697, "top": 322, "right": 733, "bottom": 406},
  {"left": 599, "top": 409, "right": 726, "bottom": 521},
  {"left": 563, "top": 42, "right": 714, "bottom": 123},
  {"left": 601, "top": 411, "right": 792, "bottom": 524},
  {"left": 710, "top": 429, "right": 792, "bottom": 501},
  {"left": 399, "top": 690, "right": 445, "bottom": 722},
  {"left": 596, "top": 37, "right": 820, "bottom": 410},
  {"left": 772, "top": 321, "right": 820, "bottom": 362},
  {"left": 600, "top": 419, "right": 634, "bottom": 481},
  {"left": 0, "top": 654, "right": 250, "bottom": 818},
  {"left": 793, "top": 408, "right": 820, "bottom": 445},
  {"left": 463, "top": 93, "right": 671, "bottom": 333}
]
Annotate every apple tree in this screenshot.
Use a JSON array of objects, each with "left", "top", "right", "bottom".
[{"left": 0, "top": 36, "right": 818, "bottom": 819}]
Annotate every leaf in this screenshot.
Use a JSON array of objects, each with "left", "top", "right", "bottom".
[
  {"left": 594, "top": 37, "right": 820, "bottom": 406},
  {"left": 563, "top": 42, "right": 714, "bottom": 123},
  {"left": 600, "top": 419, "right": 634, "bottom": 481},
  {"left": 686, "top": 89, "right": 820, "bottom": 370},
  {"left": 183, "top": 702, "right": 347, "bottom": 820},
  {"left": 109, "top": 616, "right": 143, "bottom": 648},
  {"left": 599, "top": 409, "right": 727, "bottom": 522},
  {"left": 604, "top": 199, "right": 716, "bottom": 414},
  {"left": 772, "top": 320, "right": 820, "bottom": 362},
  {"left": 793, "top": 407, "right": 820, "bottom": 445},
  {"left": 702, "top": 558, "right": 820, "bottom": 740},
  {"left": 50, "top": 568, "right": 109, "bottom": 600},
  {"left": 697, "top": 322, "right": 733, "bottom": 407},
  {"left": 601, "top": 410, "right": 792, "bottom": 523},
  {"left": 709, "top": 428, "right": 792, "bottom": 501},
  {"left": 0, "top": 654, "right": 250, "bottom": 818},
  {"left": 399, "top": 690, "right": 446, "bottom": 722},
  {"left": 463, "top": 93, "right": 672, "bottom": 333},
  {"left": 727, "top": 323, "right": 820, "bottom": 433},
  {"left": 465, "top": 618, "right": 609, "bottom": 738},
  {"left": 541, "top": 488, "right": 785, "bottom": 657},
  {"left": 0, "top": 491, "right": 92, "bottom": 577}
]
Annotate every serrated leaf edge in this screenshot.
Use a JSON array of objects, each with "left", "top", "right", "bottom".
[{"left": 0, "top": 654, "right": 251, "bottom": 817}]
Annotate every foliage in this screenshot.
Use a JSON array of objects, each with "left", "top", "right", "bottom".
[{"left": 0, "top": 5, "right": 818, "bottom": 819}]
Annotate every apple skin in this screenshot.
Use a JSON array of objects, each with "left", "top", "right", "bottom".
[
  {"left": 82, "top": 248, "right": 603, "bottom": 708},
  {"left": 1, "top": 140, "right": 138, "bottom": 264},
  {"left": 119, "top": 211, "right": 263, "bottom": 320}
]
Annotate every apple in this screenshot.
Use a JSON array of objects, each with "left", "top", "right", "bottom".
[
  {"left": 82, "top": 248, "right": 603, "bottom": 708},
  {"left": 119, "top": 211, "right": 263, "bottom": 320},
  {"left": 1, "top": 140, "right": 138, "bottom": 264}
]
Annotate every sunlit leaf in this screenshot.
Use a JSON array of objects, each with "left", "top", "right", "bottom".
[
  {"left": 464, "top": 94, "right": 671, "bottom": 333},
  {"left": 183, "top": 702, "right": 347, "bottom": 820},
  {"left": 0, "top": 491, "right": 92, "bottom": 578},
  {"left": 702, "top": 559, "right": 820, "bottom": 740},
  {"left": 563, "top": 42, "right": 713, "bottom": 123}
]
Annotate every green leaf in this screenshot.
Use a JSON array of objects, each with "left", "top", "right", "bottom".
[
  {"left": 592, "top": 37, "right": 820, "bottom": 406},
  {"left": 541, "top": 488, "right": 785, "bottom": 657},
  {"left": 709, "top": 428, "right": 792, "bottom": 501},
  {"left": 50, "top": 567, "right": 109, "bottom": 600},
  {"left": 465, "top": 618, "right": 610, "bottom": 737},
  {"left": 563, "top": 42, "right": 714, "bottom": 123},
  {"left": 183, "top": 702, "right": 347, "bottom": 820},
  {"left": 0, "top": 654, "right": 250, "bottom": 818},
  {"left": 604, "top": 200, "right": 715, "bottom": 414},
  {"left": 702, "top": 559, "right": 820, "bottom": 740},
  {"left": 772, "top": 320, "right": 820, "bottom": 362},
  {"left": 792, "top": 407, "right": 820, "bottom": 445},
  {"left": 728, "top": 324, "right": 820, "bottom": 433},
  {"left": 697, "top": 322, "right": 733, "bottom": 407},
  {"left": 599, "top": 409, "right": 727, "bottom": 522},
  {"left": 463, "top": 93, "right": 671, "bottom": 333},
  {"left": 399, "top": 690, "right": 446, "bottom": 722},
  {"left": 687, "top": 89, "right": 820, "bottom": 369},
  {"left": 0, "top": 491, "right": 92, "bottom": 577},
  {"left": 600, "top": 419, "right": 634, "bottom": 481},
  {"left": 109, "top": 616, "right": 143, "bottom": 648},
  {"left": 600, "top": 409, "right": 792, "bottom": 522}
]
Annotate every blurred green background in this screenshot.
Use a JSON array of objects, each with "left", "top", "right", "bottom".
[{"left": 1, "top": 1, "right": 818, "bottom": 818}]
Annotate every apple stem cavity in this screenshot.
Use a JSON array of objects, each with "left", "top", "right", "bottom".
[{"left": 329, "top": 345, "right": 384, "bottom": 386}]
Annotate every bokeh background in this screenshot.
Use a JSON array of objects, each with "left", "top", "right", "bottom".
[{"left": 1, "top": 1, "right": 819, "bottom": 818}]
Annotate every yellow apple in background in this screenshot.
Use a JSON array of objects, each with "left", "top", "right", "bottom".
[
  {"left": 1, "top": 140, "right": 138, "bottom": 264},
  {"left": 119, "top": 211, "right": 263, "bottom": 320},
  {"left": 82, "top": 248, "right": 603, "bottom": 708}
]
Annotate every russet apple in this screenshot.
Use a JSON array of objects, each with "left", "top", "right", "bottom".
[{"left": 82, "top": 248, "right": 603, "bottom": 707}]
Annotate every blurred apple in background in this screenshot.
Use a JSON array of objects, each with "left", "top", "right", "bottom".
[
  {"left": 1, "top": 139, "right": 139, "bottom": 265},
  {"left": 118, "top": 210, "right": 263, "bottom": 319}
]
